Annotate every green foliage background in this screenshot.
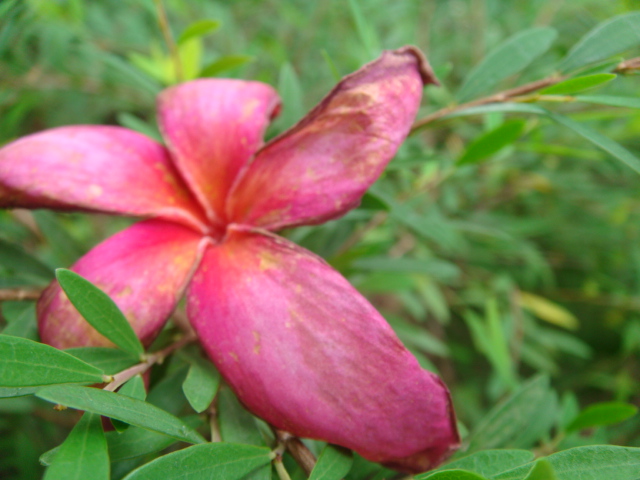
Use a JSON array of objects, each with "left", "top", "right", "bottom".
[{"left": 1, "top": 0, "right": 640, "bottom": 479}]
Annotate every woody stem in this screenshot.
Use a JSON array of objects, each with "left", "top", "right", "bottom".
[{"left": 153, "top": 0, "right": 184, "bottom": 82}]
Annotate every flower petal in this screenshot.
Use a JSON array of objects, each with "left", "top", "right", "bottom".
[
  {"left": 38, "top": 219, "right": 204, "bottom": 349},
  {"left": 187, "top": 228, "right": 459, "bottom": 472},
  {"left": 228, "top": 47, "right": 437, "bottom": 230},
  {"left": 157, "top": 79, "right": 280, "bottom": 223},
  {"left": 0, "top": 126, "right": 207, "bottom": 231}
]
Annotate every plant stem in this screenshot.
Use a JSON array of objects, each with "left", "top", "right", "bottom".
[
  {"left": 0, "top": 287, "right": 44, "bottom": 301},
  {"left": 104, "top": 333, "right": 196, "bottom": 392},
  {"left": 276, "top": 430, "right": 317, "bottom": 475},
  {"left": 410, "top": 56, "right": 640, "bottom": 132},
  {"left": 153, "top": 0, "right": 184, "bottom": 82}
]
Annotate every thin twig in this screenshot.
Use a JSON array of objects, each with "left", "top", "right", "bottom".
[
  {"left": 411, "top": 56, "right": 640, "bottom": 133},
  {"left": 104, "top": 333, "right": 196, "bottom": 391},
  {"left": 276, "top": 430, "right": 317, "bottom": 475},
  {"left": 0, "top": 288, "right": 44, "bottom": 301},
  {"left": 153, "top": 0, "right": 184, "bottom": 82}
]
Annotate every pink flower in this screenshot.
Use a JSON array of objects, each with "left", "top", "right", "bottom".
[{"left": 0, "top": 47, "right": 459, "bottom": 472}]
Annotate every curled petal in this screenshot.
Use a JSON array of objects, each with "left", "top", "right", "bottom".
[
  {"left": 187, "top": 228, "right": 459, "bottom": 472},
  {"left": 228, "top": 47, "right": 437, "bottom": 230},
  {"left": 157, "top": 79, "right": 280, "bottom": 223},
  {"left": 0, "top": 126, "right": 206, "bottom": 231},
  {"left": 38, "top": 220, "right": 204, "bottom": 349}
]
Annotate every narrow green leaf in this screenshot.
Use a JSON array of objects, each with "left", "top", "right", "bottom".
[
  {"left": 121, "top": 443, "right": 272, "bottom": 480},
  {"left": 112, "top": 375, "right": 146, "bottom": 432},
  {"left": 347, "top": 0, "right": 380, "bottom": 58},
  {"left": 540, "top": 74, "right": 616, "bottom": 95},
  {"left": 107, "top": 416, "right": 203, "bottom": 462},
  {"left": 457, "top": 27, "right": 557, "bottom": 101},
  {"left": 44, "top": 413, "right": 109, "bottom": 480},
  {"left": 199, "top": 55, "right": 253, "bottom": 77},
  {"left": 494, "top": 446, "right": 640, "bottom": 480},
  {"left": 218, "top": 386, "right": 265, "bottom": 446},
  {"left": 560, "top": 12, "right": 640, "bottom": 72},
  {"left": 65, "top": 347, "right": 139, "bottom": 375},
  {"left": 182, "top": 355, "right": 220, "bottom": 413},
  {"left": 0, "top": 238, "right": 54, "bottom": 280},
  {"left": 2, "top": 302, "right": 37, "bottom": 339},
  {"left": 458, "top": 120, "right": 526, "bottom": 165},
  {"left": 435, "top": 450, "right": 534, "bottom": 478},
  {"left": 178, "top": 19, "right": 221, "bottom": 44},
  {"left": 546, "top": 112, "right": 640, "bottom": 175},
  {"left": 116, "top": 112, "right": 162, "bottom": 142},
  {"left": 56, "top": 269, "right": 144, "bottom": 357},
  {"left": 523, "top": 459, "right": 557, "bottom": 480},
  {"left": 566, "top": 401, "right": 638, "bottom": 433},
  {"left": 0, "top": 335, "right": 106, "bottom": 387},
  {"left": 574, "top": 95, "right": 640, "bottom": 109},
  {"left": 36, "top": 385, "right": 206, "bottom": 445},
  {"left": 0, "top": 386, "right": 40, "bottom": 398},
  {"left": 466, "top": 376, "right": 553, "bottom": 453},
  {"left": 309, "top": 444, "right": 353, "bottom": 480},
  {"left": 418, "top": 470, "right": 490, "bottom": 480},
  {"left": 321, "top": 49, "right": 341, "bottom": 82},
  {"left": 274, "top": 61, "right": 304, "bottom": 132},
  {"left": 32, "top": 211, "right": 85, "bottom": 265}
]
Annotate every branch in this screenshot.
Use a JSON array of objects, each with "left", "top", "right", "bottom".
[
  {"left": 0, "top": 287, "right": 44, "bottom": 301},
  {"left": 104, "top": 333, "right": 196, "bottom": 391},
  {"left": 411, "top": 56, "right": 640, "bottom": 133},
  {"left": 153, "top": 0, "right": 184, "bottom": 82},
  {"left": 276, "top": 430, "right": 317, "bottom": 475}
]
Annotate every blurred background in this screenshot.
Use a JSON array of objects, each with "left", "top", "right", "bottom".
[{"left": 1, "top": 0, "right": 639, "bottom": 477}]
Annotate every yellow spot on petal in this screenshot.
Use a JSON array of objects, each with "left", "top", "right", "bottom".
[
  {"left": 229, "top": 352, "right": 239, "bottom": 362},
  {"left": 88, "top": 184, "right": 103, "bottom": 197},
  {"left": 252, "top": 331, "right": 261, "bottom": 354}
]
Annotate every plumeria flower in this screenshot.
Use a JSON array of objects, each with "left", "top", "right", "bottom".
[{"left": 0, "top": 46, "right": 459, "bottom": 472}]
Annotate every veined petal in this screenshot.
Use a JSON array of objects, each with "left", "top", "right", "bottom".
[
  {"left": 228, "top": 47, "right": 437, "bottom": 230},
  {"left": 0, "top": 126, "right": 207, "bottom": 231},
  {"left": 187, "top": 228, "right": 459, "bottom": 473},
  {"left": 38, "top": 219, "right": 204, "bottom": 349},
  {"left": 157, "top": 79, "right": 280, "bottom": 223}
]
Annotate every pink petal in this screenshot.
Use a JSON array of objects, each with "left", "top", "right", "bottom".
[
  {"left": 38, "top": 219, "right": 204, "bottom": 349},
  {"left": 0, "top": 126, "right": 207, "bottom": 231},
  {"left": 157, "top": 79, "right": 280, "bottom": 224},
  {"left": 187, "top": 228, "right": 459, "bottom": 472},
  {"left": 227, "top": 47, "right": 437, "bottom": 230}
]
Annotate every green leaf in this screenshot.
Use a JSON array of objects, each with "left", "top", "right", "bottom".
[
  {"left": 494, "top": 446, "right": 640, "bottom": 480},
  {"left": 0, "top": 335, "right": 106, "bottom": 387},
  {"left": 56, "top": 269, "right": 144, "bottom": 357},
  {"left": 309, "top": 444, "right": 353, "bottom": 480},
  {"left": 36, "top": 385, "right": 206, "bottom": 445},
  {"left": 466, "top": 375, "right": 555, "bottom": 453},
  {"left": 436, "top": 450, "right": 535, "bottom": 478},
  {"left": 0, "top": 386, "right": 40, "bottom": 398},
  {"left": 107, "top": 416, "right": 203, "bottom": 462},
  {"left": 112, "top": 375, "right": 146, "bottom": 432},
  {"left": 446, "top": 103, "right": 640, "bottom": 176},
  {"left": 347, "top": 0, "right": 380, "bottom": 59},
  {"left": 44, "top": 413, "right": 109, "bottom": 480},
  {"left": 2, "top": 302, "right": 37, "bottom": 339},
  {"left": 182, "top": 354, "right": 220, "bottom": 413},
  {"left": 458, "top": 120, "right": 526, "bottom": 165},
  {"left": 178, "top": 19, "right": 221, "bottom": 44},
  {"left": 546, "top": 112, "right": 640, "bottom": 175},
  {"left": 121, "top": 443, "right": 273, "bottom": 480},
  {"left": 274, "top": 61, "right": 304, "bottom": 132},
  {"left": 523, "top": 459, "right": 558, "bottom": 480},
  {"left": 565, "top": 401, "right": 638, "bottom": 433},
  {"left": 116, "top": 112, "right": 162, "bottom": 142},
  {"left": 540, "top": 74, "right": 616, "bottom": 95},
  {"left": 560, "top": 12, "right": 640, "bottom": 72},
  {"left": 457, "top": 27, "right": 557, "bottom": 101},
  {"left": 218, "top": 386, "right": 264, "bottom": 446},
  {"left": 0, "top": 238, "right": 54, "bottom": 281},
  {"left": 33, "top": 211, "right": 85, "bottom": 265},
  {"left": 574, "top": 95, "right": 640, "bottom": 109},
  {"left": 418, "top": 470, "right": 490, "bottom": 480},
  {"left": 65, "top": 347, "right": 139, "bottom": 375},
  {"left": 199, "top": 55, "right": 253, "bottom": 77}
]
